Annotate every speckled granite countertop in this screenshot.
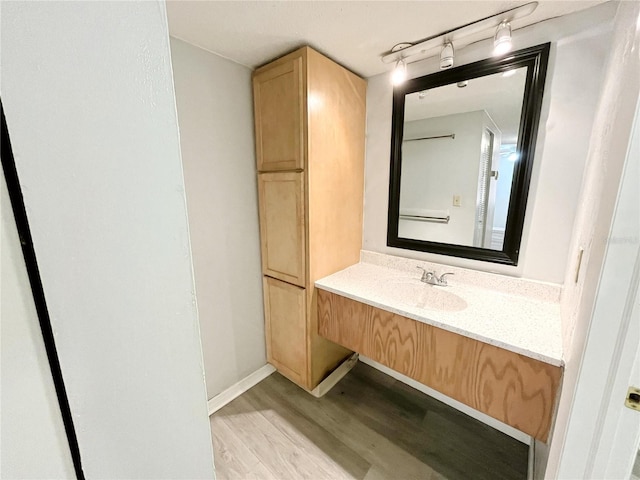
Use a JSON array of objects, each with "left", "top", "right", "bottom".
[{"left": 315, "top": 252, "right": 564, "bottom": 367}]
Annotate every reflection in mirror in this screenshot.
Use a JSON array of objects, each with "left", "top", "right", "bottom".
[
  {"left": 399, "top": 68, "right": 526, "bottom": 250},
  {"left": 387, "top": 43, "right": 550, "bottom": 265}
]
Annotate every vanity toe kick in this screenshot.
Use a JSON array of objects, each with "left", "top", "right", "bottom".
[{"left": 317, "top": 289, "right": 562, "bottom": 442}]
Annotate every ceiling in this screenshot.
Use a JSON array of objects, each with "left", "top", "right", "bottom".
[
  {"left": 166, "top": 0, "right": 605, "bottom": 78},
  {"left": 405, "top": 67, "right": 527, "bottom": 142}
]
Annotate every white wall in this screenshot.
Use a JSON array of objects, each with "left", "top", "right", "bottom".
[
  {"left": 544, "top": 1, "right": 640, "bottom": 477},
  {"left": 363, "top": 2, "right": 616, "bottom": 283},
  {"left": 170, "top": 37, "right": 267, "bottom": 399},
  {"left": 399, "top": 111, "right": 484, "bottom": 245},
  {"left": 557, "top": 93, "right": 639, "bottom": 480},
  {"left": 1, "top": 2, "right": 215, "bottom": 478},
  {"left": 1, "top": 170, "right": 75, "bottom": 478}
]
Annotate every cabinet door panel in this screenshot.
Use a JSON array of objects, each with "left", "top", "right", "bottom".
[
  {"left": 264, "top": 277, "right": 307, "bottom": 386},
  {"left": 258, "top": 172, "right": 306, "bottom": 287},
  {"left": 253, "top": 56, "right": 304, "bottom": 171}
]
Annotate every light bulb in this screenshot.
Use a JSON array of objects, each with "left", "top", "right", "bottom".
[
  {"left": 493, "top": 21, "right": 512, "bottom": 56},
  {"left": 440, "top": 42, "right": 454, "bottom": 70},
  {"left": 392, "top": 58, "right": 407, "bottom": 86}
]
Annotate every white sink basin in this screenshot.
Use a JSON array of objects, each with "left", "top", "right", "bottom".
[{"left": 387, "top": 280, "right": 468, "bottom": 312}]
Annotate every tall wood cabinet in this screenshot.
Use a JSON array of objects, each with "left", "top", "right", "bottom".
[{"left": 253, "top": 46, "right": 366, "bottom": 392}]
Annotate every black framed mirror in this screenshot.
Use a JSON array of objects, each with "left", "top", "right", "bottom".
[{"left": 387, "top": 43, "right": 550, "bottom": 265}]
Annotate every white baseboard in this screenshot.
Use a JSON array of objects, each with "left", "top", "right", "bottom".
[
  {"left": 528, "top": 441, "right": 535, "bottom": 480},
  {"left": 207, "top": 364, "right": 276, "bottom": 416},
  {"left": 359, "top": 355, "right": 532, "bottom": 445}
]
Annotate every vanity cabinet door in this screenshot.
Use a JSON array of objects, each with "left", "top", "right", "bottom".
[
  {"left": 253, "top": 54, "right": 305, "bottom": 172},
  {"left": 257, "top": 171, "right": 306, "bottom": 287},
  {"left": 263, "top": 277, "right": 308, "bottom": 386}
]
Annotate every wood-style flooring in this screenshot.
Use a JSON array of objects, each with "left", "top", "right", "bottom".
[
  {"left": 632, "top": 449, "right": 640, "bottom": 480},
  {"left": 210, "top": 362, "right": 528, "bottom": 480}
]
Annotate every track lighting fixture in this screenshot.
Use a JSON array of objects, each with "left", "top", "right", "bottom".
[
  {"left": 440, "top": 42, "right": 454, "bottom": 70},
  {"left": 392, "top": 58, "right": 407, "bottom": 85},
  {"left": 493, "top": 21, "right": 513, "bottom": 56},
  {"left": 383, "top": 2, "right": 537, "bottom": 81}
]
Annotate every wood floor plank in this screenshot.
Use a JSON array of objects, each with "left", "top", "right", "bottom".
[
  {"left": 217, "top": 395, "right": 339, "bottom": 479},
  {"left": 363, "top": 465, "right": 446, "bottom": 480},
  {"left": 242, "top": 384, "right": 371, "bottom": 479},
  {"left": 210, "top": 416, "right": 277, "bottom": 480},
  {"left": 333, "top": 365, "right": 528, "bottom": 479},
  {"left": 260, "top": 372, "right": 444, "bottom": 480},
  {"left": 210, "top": 362, "right": 528, "bottom": 480},
  {"left": 353, "top": 362, "right": 528, "bottom": 459}
]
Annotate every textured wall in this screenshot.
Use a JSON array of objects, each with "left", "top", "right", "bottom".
[
  {"left": 1, "top": 2, "right": 215, "bottom": 477},
  {"left": 170, "top": 37, "right": 267, "bottom": 399},
  {"left": 1, "top": 170, "right": 76, "bottom": 478},
  {"left": 548, "top": 1, "right": 640, "bottom": 477}
]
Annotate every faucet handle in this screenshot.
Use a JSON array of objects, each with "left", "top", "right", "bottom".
[
  {"left": 438, "top": 272, "right": 455, "bottom": 285},
  {"left": 416, "top": 265, "right": 427, "bottom": 282},
  {"left": 416, "top": 266, "right": 431, "bottom": 282}
]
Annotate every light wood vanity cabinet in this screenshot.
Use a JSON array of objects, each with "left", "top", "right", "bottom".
[
  {"left": 317, "top": 289, "right": 563, "bottom": 442},
  {"left": 253, "top": 47, "right": 366, "bottom": 391}
]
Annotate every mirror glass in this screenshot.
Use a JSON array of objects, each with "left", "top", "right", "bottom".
[
  {"left": 387, "top": 44, "right": 550, "bottom": 265},
  {"left": 399, "top": 67, "right": 526, "bottom": 250}
]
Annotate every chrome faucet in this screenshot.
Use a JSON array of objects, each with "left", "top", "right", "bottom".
[{"left": 416, "top": 267, "right": 454, "bottom": 286}]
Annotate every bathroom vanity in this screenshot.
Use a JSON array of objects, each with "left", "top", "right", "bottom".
[
  {"left": 316, "top": 251, "right": 563, "bottom": 442},
  {"left": 254, "top": 41, "right": 562, "bottom": 442}
]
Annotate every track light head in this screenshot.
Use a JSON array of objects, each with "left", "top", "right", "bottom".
[
  {"left": 440, "top": 42, "right": 454, "bottom": 70},
  {"left": 493, "top": 20, "right": 512, "bottom": 56},
  {"left": 392, "top": 58, "right": 407, "bottom": 85}
]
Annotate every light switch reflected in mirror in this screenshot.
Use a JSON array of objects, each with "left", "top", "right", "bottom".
[{"left": 387, "top": 43, "right": 551, "bottom": 265}]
